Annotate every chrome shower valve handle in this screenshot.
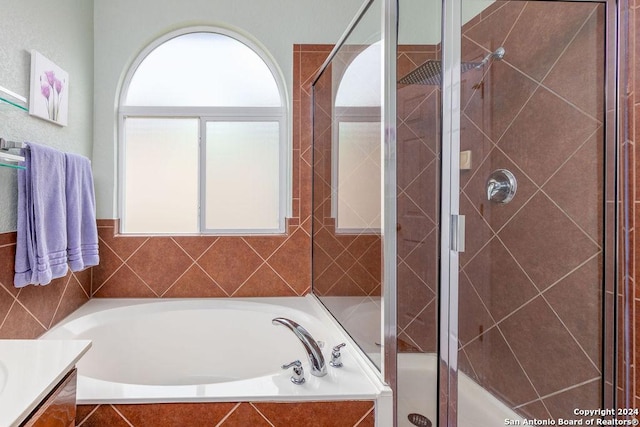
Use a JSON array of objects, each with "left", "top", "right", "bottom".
[
  {"left": 330, "top": 343, "right": 346, "bottom": 368},
  {"left": 282, "top": 360, "right": 305, "bottom": 384}
]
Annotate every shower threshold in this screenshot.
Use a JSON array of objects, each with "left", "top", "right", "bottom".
[{"left": 398, "top": 353, "right": 525, "bottom": 427}]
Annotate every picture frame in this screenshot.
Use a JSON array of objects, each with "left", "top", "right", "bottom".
[{"left": 29, "top": 50, "right": 69, "bottom": 126}]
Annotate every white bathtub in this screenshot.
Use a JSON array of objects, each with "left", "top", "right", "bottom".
[{"left": 40, "top": 296, "right": 391, "bottom": 415}]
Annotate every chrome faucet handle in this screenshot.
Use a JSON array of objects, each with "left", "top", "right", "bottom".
[
  {"left": 282, "top": 360, "right": 305, "bottom": 385},
  {"left": 330, "top": 343, "right": 346, "bottom": 368}
]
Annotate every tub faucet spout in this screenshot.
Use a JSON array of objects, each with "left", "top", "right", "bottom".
[{"left": 272, "top": 317, "right": 327, "bottom": 377}]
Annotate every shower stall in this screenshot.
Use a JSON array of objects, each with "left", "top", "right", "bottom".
[{"left": 311, "top": 0, "right": 621, "bottom": 426}]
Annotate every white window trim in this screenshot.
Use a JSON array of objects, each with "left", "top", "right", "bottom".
[{"left": 117, "top": 26, "right": 290, "bottom": 236}]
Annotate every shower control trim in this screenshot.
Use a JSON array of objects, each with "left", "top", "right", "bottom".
[{"left": 487, "top": 169, "right": 517, "bottom": 204}]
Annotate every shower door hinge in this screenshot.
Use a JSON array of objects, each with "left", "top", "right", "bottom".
[{"left": 451, "top": 214, "right": 466, "bottom": 253}]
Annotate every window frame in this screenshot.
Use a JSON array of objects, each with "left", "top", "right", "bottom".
[{"left": 118, "top": 27, "right": 289, "bottom": 235}]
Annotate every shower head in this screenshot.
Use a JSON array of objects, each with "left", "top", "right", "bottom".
[{"left": 398, "top": 46, "right": 506, "bottom": 86}]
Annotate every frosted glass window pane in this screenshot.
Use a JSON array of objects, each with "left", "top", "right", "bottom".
[
  {"left": 124, "top": 118, "right": 199, "bottom": 233},
  {"left": 125, "top": 33, "right": 281, "bottom": 107},
  {"left": 205, "top": 122, "right": 280, "bottom": 230},
  {"left": 337, "top": 122, "right": 381, "bottom": 230},
  {"left": 335, "top": 41, "right": 381, "bottom": 107}
]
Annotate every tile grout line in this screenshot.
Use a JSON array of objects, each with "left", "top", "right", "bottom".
[
  {"left": 75, "top": 405, "right": 100, "bottom": 427},
  {"left": 0, "top": 297, "right": 18, "bottom": 333},
  {"left": 250, "top": 403, "right": 276, "bottom": 427},
  {"left": 215, "top": 402, "right": 242, "bottom": 427},
  {"left": 514, "top": 376, "right": 601, "bottom": 411},
  {"left": 460, "top": 251, "right": 601, "bottom": 352},
  {"left": 110, "top": 405, "right": 135, "bottom": 427},
  {"left": 46, "top": 274, "right": 73, "bottom": 330},
  {"left": 14, "top": 288, "right": 48, "bottom": 332},
  {"left": 496, "top": 324, "right": 552, "bottom": 418},
  {"left": 353, "top": 405, "right": 375, "bottom": 426}
]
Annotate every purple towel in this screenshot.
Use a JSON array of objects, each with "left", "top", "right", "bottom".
[
  {"left": 14, "top": 142, "right": 68, "bottom": 287},
  {"left": 65, "top": 152, "right": 99, "bottom": 271}
]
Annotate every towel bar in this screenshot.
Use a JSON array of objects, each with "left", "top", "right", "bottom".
[
  {"left": 0, "top": 138, "right": 26, "bottom": 167},
  {"left": 0, "top": 138, "right": 27, "bottom": 150}
]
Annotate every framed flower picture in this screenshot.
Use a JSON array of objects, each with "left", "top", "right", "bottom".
[{"left": 29, "top": 50, "right": 69, "bottom": 126}]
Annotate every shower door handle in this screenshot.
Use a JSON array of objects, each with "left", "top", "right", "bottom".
[{"left": 451, "top": 215, "right": 465, "bottom": 253}]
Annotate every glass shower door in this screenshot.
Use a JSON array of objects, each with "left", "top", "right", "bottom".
[{"left": 454, "top": 1, "right": 612, "bottom": 425}]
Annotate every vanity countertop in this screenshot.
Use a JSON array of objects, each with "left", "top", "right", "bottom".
[{"left": 0, "top": 339, "right": 91, "bottom": 427}]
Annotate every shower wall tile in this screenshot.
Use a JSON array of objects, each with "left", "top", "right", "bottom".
[
  {"left": 543, "top": 257, "right": 603, "bottom": 367},
  {"left": 396, "top": 46, "right": 441, "bottom": 353},
  {"left": 543, "top": 132, "right": 604, "bottom": 242},
  {"left": 501, "top": 2, "right": 597, "bottom": 82},
  {"left": 497, "top": 87, "right": 601, "bottom": 186},
  {"left": 499, "top": 296, "right": 600, "bottom": 397},
  {"left": 462, "top": 237, "right": 538, "bottom": 323},
  {"left": 458, "top": 0, "right": 609, "bottom": 418},
  {"left": 542, "top": 6, "right": 605, "bottom": 120},
  {"left": 457, "top": 273, "right": 493, "bottom": 346},
  {"left": 463, "top": 1, "right": 526, "bottom": 52},
  {"left": 462, "top": 326, "right": 540, "bottom": 408},
  {"left": 498, "top": 193, "right": 600, "bottom": 290},
  {"left": 632, "top": 0, "right": 640, "bottom": 406},
  {"left": 464, "top": 60, "right": 538, "bottom": 142},
  {"left": 77, "top": 401, "right": 375, "bottom": 427},
  {"left": 539, "top": 380, "right": 601, "bottom": 421}
]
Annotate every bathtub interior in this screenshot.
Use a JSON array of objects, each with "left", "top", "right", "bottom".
[
  {"left": 45, "top": 301, "right": 320, "bottom": 385},
  {"left": 41, "top": 296, "right": 390, "bottom": 407}
]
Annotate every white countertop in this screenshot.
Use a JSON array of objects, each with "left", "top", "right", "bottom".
[{"left": 0, "top": 339, "right": 91, "bottom": 427}]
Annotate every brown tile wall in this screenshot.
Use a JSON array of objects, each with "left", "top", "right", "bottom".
[
  {"left": 631, "top": 0, "right": 640, "bottom": 410},
  {"left": 396, "top": 45, "right": 441, "bottom": 353},
  {"left": 0, "top": 232, "right": 90, "bottom": 338},
  {"left": 76, "top": 401, "right": 374, "bottom": 427},
  {"left": 456, "top": 1, "right": 606, "bottom": 420},
  {"left": 92, "top": 219, "right": 310, "bottom": 297},
  {"left": 309, "top": 45, "right": 383, "bottom": 299}
]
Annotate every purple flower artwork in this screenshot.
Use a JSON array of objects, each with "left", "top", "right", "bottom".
[
  {"left": 39, "top": 72, "right": 65, "bottom": 121},
  {"left": 29, "top": 50, "right": 69, "bottom": 126}
]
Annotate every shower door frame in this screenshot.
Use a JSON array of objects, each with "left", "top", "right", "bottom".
[{"left": 435, "top": 0, "right": 623, "bottom": 426}]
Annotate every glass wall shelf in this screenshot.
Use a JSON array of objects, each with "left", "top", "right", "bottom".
[
  {"left": 0, "top": 161, "right": 25, "bottom": 170},
  {"left": 0, "top": 96, "right": 28, "bottom": 112},
  {"left": 0, "top": 151, "right": 25, "bottom": 169},
  {"left": 0, "top": 149, "right": 26, "bottom": 170}
]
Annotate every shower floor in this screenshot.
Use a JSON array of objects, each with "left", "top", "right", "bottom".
[{"left": 398, "top": 353, "right": 525, "bottom": 427}]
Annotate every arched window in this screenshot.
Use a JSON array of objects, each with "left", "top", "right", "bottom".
[{"left": 119, "top": 29, "right": 287, "bottom": 234}]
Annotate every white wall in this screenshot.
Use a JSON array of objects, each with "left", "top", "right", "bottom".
[
  {"left": 92, "top": 0, "right": 366, "bottom": 218},
  {"left": 0, "top": 0, "right": 94, "bottom": 232}
]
